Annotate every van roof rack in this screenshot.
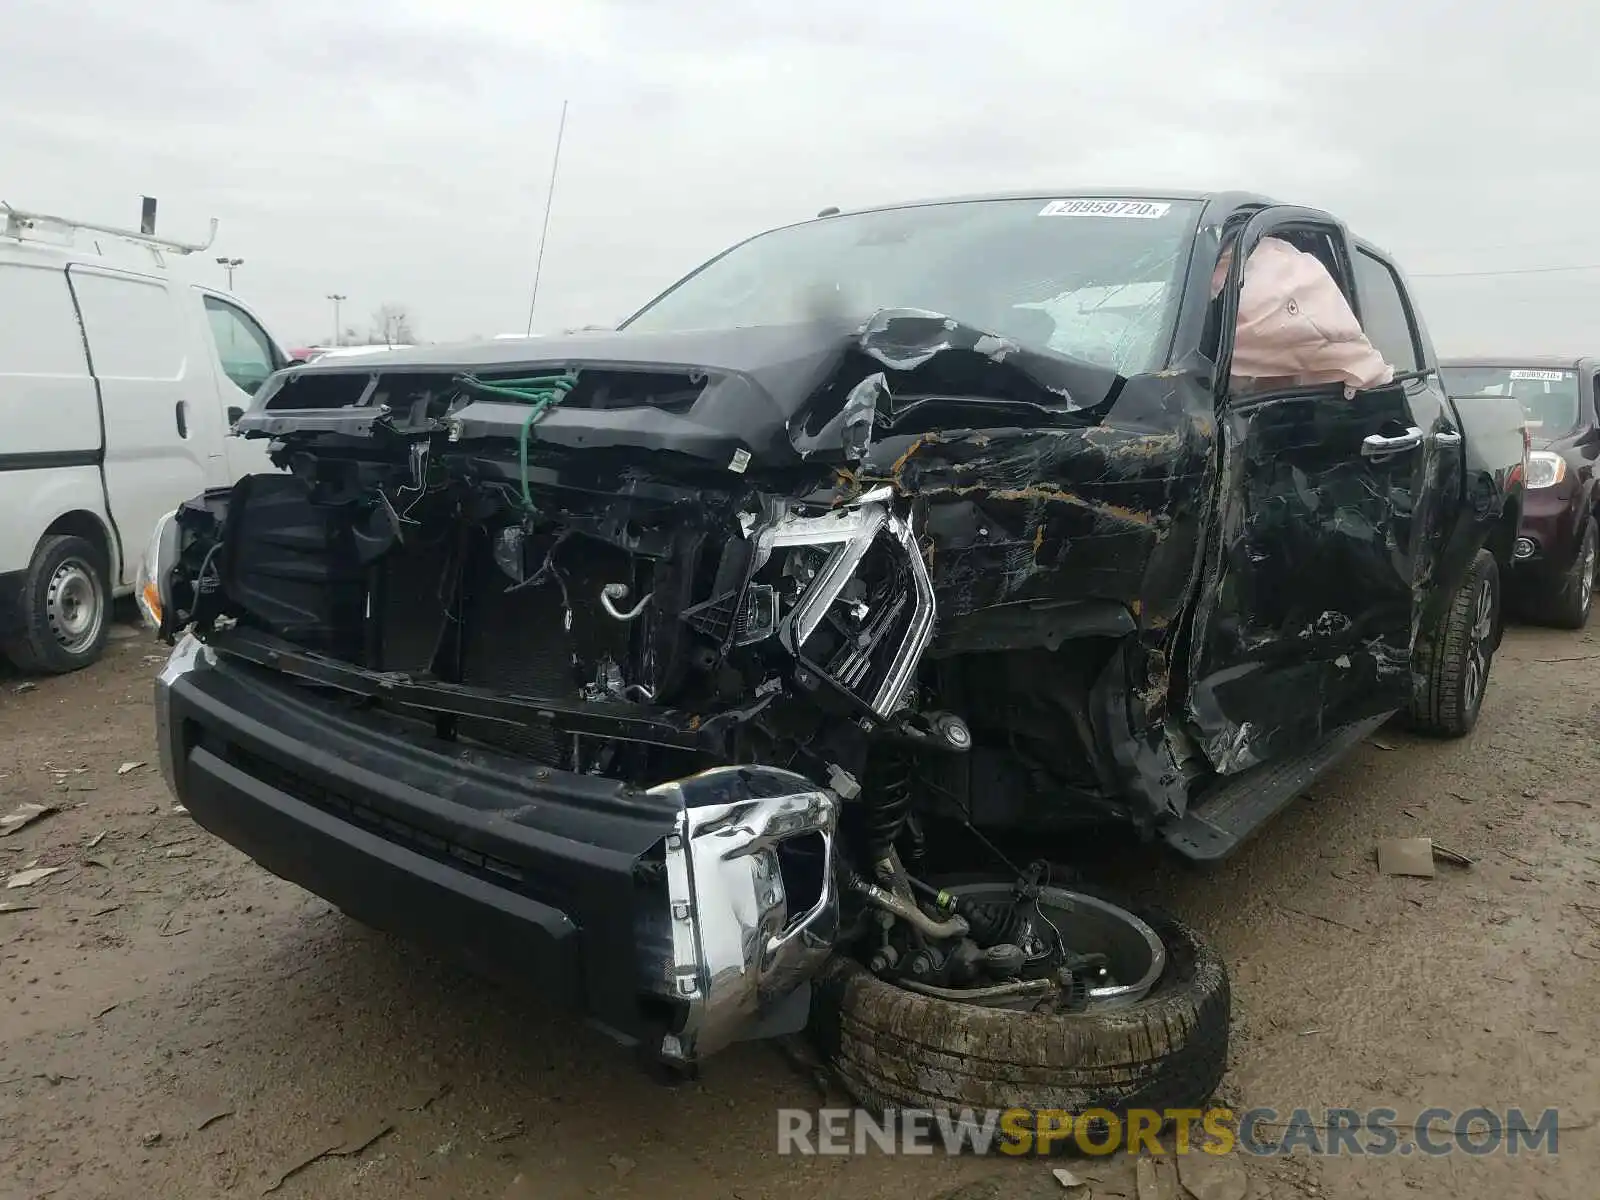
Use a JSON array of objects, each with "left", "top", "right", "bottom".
[{"left": 1, "top": 202, "right": 219, "bottom": 255}]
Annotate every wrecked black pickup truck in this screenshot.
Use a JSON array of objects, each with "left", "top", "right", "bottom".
[{"left": 138, "top": 191, "right": 1526, "bottom": 1119}]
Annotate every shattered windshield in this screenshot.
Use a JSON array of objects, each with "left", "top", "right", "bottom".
[
  {"left": 1440, "top": 366, "right": 1582, "bottom": 435},
  {"left": 624, "top": 197, "right": 1204, "bottom": 376}
]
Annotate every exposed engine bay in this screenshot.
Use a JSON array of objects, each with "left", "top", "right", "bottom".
[{"left": 153, "top": 307, "right": 1210, "bottom": 1063}]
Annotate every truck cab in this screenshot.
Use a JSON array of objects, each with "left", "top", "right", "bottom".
[{"left": 0, "top": 203, "right": 287, "bottom": 673}]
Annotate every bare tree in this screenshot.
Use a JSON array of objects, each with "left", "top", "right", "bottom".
[{"left": 371, "top": 304, "right": 417, "bottom": 345}]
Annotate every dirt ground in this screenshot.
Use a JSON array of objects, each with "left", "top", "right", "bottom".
[{"left": 2, "top": 614, "right": 1597, "bottom": 1200}]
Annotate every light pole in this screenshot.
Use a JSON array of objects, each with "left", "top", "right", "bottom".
[
  {"left": 326, "top": 294, "right": 346, "bottom": 346},
  {"left": 216, "top": 256, "right": 243, "bottom": 289}
]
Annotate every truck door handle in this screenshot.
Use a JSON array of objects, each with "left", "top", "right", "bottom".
[
  {"left": 1362, "top": 426, "right": 1424, "bottom": 458},
  {"left": 175, "top": 401, "right": 189, "bottom": 439},
  {"left": 227, "top": 405, "right": 244, "bottom": 425},
  {"left": 1433, "top": 430, "right": 1462, "bottom": 447}
]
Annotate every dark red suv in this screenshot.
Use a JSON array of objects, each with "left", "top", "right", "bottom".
[{"left": 1441, "top": 357, "right": 1599, "bottom": 627}]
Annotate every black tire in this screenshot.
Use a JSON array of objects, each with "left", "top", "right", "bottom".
[
  {"left": 809, "top": 899, "right": 1229, "bottom": 1138},
  {"left": 1406, "top": 548, "right": 1499, "bottom": 738},
  {"left": 1, "top": 535, "right": 112, "bottom": 675},
  {"left": 1541, "top": 518, "right": 1597, "bottom": 630}
]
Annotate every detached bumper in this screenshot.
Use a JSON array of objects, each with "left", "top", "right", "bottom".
[{"left": 154, "top": 636, "right": 839, "bottom": 1059}]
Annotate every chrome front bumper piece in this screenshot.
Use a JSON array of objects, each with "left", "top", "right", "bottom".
[{"left": 646, "top": 767, "right": 841, "bottom": 1065}]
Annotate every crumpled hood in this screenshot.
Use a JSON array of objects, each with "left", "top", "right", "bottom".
[
  {"left": 288, "top": 321, "right": 857, "bottom": 388},
  {"left": 246, "top": 309, "right": 1125, "bottom": 472}
]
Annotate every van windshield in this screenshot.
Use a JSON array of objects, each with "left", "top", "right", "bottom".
[
  {"left": 624, "top": 197, "right": 1204, "bottom": 377},
  {"left": 1440, "top": 366, "right": 1581, "bottom": 435}
]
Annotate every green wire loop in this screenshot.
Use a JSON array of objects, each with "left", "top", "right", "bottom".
[{"left": 454, "top": 371, "right": 577, "bottom": 511}]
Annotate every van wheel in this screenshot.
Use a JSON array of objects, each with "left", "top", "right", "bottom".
[
  {"left": 2, "top": 535, "right": 111, "bottom": 675},
  {"left": 1406, "top": 549, "right": 1498, "bottom": 738}
]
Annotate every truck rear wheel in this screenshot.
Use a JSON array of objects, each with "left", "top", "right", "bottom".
[
  {"left": 1406, "top": 548, "right": 1499, "bottom": 738},
  {"left": 2, "top": 535, "right": 111, "bottom": 675},
  {"left": 809, "top": 889, "right": 1230, "bottom": 1142}
]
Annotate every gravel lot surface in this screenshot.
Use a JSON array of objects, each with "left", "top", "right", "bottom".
[{"left": 3, "top": 618, "right": 1596, "bottom": 1199}]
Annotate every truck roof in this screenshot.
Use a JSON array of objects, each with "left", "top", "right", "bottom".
[
  {"left": 289, "top": 188, "right": 1412, "bottom": 378},
  {"left": 823, "top": 187, "right": 1273, "bottom": 217},
  {"left": 820, "top": 190, "right": 1413, "bottom": 256}
]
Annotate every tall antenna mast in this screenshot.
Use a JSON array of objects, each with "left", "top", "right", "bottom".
[{"left": 524, "top": 99, "right": 569, "bottom": 336}]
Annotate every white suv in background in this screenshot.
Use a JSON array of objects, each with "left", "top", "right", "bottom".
[{"left": 0, "top": 204, "right": 286, "bottom": 674}]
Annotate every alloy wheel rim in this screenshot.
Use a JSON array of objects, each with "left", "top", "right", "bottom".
[
  {"left": 1465, "top": 578, "right": 1494, "bottom": 713},
  {"left": 1581, "top": 540, "right": 1596, "bottom": 614}
]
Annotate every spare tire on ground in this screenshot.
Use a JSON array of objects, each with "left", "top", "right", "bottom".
[{"left": 809, "top": 897, "right": 1229, "bottom": 1135}]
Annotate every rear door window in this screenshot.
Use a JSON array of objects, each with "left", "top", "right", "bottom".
[
  {"left": 203, "top": 296, "right": 277, "bottom": 395},
  {"left": 1351, "top": 251, "right": 1422, "bottom": 373}
]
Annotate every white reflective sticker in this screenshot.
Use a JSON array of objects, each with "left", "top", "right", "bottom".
[
  {"left": 1038, "top": 199, "right": 1172, "bottom": 219},
  {"left": 1508, "top": 369, "right": 1569, "bottom": 381},
  {"left": 729, "top": 447, "right": 751, "bottom": 474}
]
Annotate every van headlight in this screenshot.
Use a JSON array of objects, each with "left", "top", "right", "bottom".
[
  {"left": 136, "top": 510, "right": 180, "bottom": 632},
  {"left": 1526, "top": 451, "right": 1568, "bottom": 489}
]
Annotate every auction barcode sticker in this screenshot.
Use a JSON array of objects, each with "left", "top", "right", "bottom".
[
  {"left": 1508, "top": 369, "right": 1570, "bottom": 381},
  {"left": 1039, "top": 199, "right": 1172, "bottom": 219}
]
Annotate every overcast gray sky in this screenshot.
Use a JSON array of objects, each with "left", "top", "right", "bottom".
[{"left": 4, "top": 0, "right": 1593, "bottom": 352}]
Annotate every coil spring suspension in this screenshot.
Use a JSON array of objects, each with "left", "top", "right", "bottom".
[{"left": 863, "top": 752, "right": 913, "bottom": 860}]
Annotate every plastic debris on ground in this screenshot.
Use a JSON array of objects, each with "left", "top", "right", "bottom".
[
  {"left": 0, "top": 802, "right": 57, "bottom": 836},
  {"left": 1176, "top": 1150, "right": 1250, "bottom": 1200},
  {"left": 1377, "top": 836, "right": 1476, "bottom": 877},
  {"left": 6, "top": 865, "right": 64, "bottom": 888}
]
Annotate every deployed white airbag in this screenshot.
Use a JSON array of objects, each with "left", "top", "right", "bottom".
[{"left": 1213, "top": 237, "right": 1394, "bottom": 395}]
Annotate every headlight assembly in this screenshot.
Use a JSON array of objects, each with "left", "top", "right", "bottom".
[
  {"left": 1526, "top": 451, "right": 1567, "bottom": 490},
  {"left": 135, "top": 509, "right": 180, "bottom": 632}
]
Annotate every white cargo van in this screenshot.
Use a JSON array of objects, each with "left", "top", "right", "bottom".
[{"left": 0, "top": 204, "right": 285, "bottom": 674}]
